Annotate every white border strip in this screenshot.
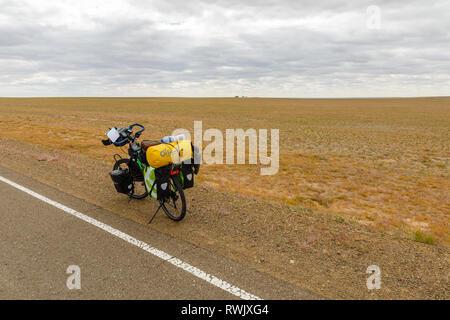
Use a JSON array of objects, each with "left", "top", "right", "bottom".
[{"left": 0, "top": 175, "right": 262, "bottom": 300}]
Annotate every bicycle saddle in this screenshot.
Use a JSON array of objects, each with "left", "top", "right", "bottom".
[{"left": 141, "top": 140, "right": 161, "bottom": 152}]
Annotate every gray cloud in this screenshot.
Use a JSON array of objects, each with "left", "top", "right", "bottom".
[{"left": 0, "top": 0, "right": 449, "bottom": 97}]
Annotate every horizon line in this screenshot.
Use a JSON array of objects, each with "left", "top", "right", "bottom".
[{"left": 1, "top": 95, "right": 449, "bottom": 99}]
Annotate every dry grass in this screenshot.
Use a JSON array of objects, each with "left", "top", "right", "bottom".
[
  {"left": 1, "top": 97, "right": 449, "bottom": 244},
  {"left": 414, "top": 230, "right": 436, "bottom": 245}
]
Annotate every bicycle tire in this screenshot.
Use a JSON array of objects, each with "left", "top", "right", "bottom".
[{"left": 160, "top": 175, "right": 186, "bottom": 221}]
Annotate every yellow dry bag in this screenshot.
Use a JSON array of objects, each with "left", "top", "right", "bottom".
[{"left": 146, "top": 140, "right": 192, "bottom": 168}]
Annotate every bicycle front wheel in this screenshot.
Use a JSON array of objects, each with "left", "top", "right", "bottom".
[{"left": 160, "top": 175, "right": 186, "bottom": 221}]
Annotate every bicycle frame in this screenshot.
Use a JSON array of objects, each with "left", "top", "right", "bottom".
[{"left": 132, "top": 146, "right": 182, "bottom": 201}]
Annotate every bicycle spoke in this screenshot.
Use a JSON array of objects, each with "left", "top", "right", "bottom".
[
  {"left": 160, "top": 175, "right": 186, "bottom": 221},
  {"left": 172, "top": 197, "right": 178, "bottom": 209}
]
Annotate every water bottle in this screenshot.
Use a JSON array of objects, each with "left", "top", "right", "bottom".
[
  {"left": 161, "top": 136, "right": 175, "bottom": 143},
  {"left": 174, "top": 134, "right": 186, "bottom": 141},
  {"left": 161, "top": 134, "right": 186, "bottom": 143}
]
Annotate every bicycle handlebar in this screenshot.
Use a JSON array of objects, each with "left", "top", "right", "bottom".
[
  {"left": 103, "top": 123, "right": 146, "bottom": 147},
  {"left": 129, "top": 123, "right": 145, "bottom": 135}
]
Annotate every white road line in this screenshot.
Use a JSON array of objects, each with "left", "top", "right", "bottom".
[{"left": 0, "top": 175, "right": 262, "bottom": 300}]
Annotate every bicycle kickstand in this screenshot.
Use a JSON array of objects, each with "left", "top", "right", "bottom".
[{"left": 148, "top": 202, "right": 163, "bottom": 224}]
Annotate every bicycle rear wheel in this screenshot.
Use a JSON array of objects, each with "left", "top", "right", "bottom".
[{"left": 160, "top": 175, "right": 186, "bottom": 221}]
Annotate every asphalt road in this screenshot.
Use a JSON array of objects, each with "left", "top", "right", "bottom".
[{"left": 0, "top": 165, "right": 319, "bottom": 299}]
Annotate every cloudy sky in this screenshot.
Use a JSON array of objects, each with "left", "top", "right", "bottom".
[{"left": 0, "top": 0, "right": 449, "bottom": 97}]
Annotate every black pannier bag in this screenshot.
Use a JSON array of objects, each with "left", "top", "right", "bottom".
[
  {"left": 110, "top": 169, "right": 133, "bottom": 194},
  {"left": 192, "top": 143, "right": 201, "bottom": 175},
  {"left": 155, "top": 165, "right": 171, "bottom": 200},
  {"left": 181, "top": 161, "right": 194, "bottom": 189},
  {"left": 178, "top": 143, "right": 200, "bottom": 190},
  {"left": 177, "top": 143, "right": 201, "bottom": 190},
  {"left": 182, "top": 143, "right": 200, "bottom": 172}
]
